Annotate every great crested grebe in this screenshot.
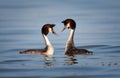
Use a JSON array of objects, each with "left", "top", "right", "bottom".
[
  {"left": 20, "top": 24, "right": 56, "bottom": 55},
  {"left": 62, "top": 19, "right": 93, "bottom": 56}
]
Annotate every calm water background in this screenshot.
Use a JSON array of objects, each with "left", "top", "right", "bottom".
[{"left": 0, "top": 0, "right": 120, "bottom": 78}]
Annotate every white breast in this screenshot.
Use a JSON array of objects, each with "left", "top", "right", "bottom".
[{"left": 47, "top": 46, "right": 54, "bottom": 55}]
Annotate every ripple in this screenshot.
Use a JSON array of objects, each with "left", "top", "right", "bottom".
[
  {"left": 100, "top": 46, "right": 120, "bottom": 49},
  {"left": 0, "top": 60, "right": 30, "bottom": 64},
  {"left": 0, "top": 0, "right": 120, "bottom": 78},
  {"left": 77, "top": 45, "right": 109, "bottom": 49}
]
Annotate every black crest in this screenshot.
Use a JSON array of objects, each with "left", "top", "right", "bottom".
[
  {"left": 62, "top": 19, "right": 76, "bottom": 29},
  {"left": 41, "top": 24, "right": 55, "bottom": 35}
]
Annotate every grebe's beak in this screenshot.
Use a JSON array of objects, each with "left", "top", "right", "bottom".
[
  {"left": 61, "top": 20, "right": 66, "bottom": 32},
  {"left": 61, "top": 27, "right": 66, "bottom": 32},
  {"left": 52, "top": 28, "right": 57, "bottom": 35},
  {"left": 52, "top": 30, "right": 57, "bottom": 35},
  {"left": 51, "top": 24, "right": 57, "bottom": 35}
]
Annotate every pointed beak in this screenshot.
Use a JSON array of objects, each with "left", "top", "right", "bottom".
[
  {"left": 61, "top": 27, "right": 66, "bottom": 32},
  {"left": 50, "top": 24, "right": 57, "bottom": 35},
  {"left": 61, "top": 20, "right": 67, "bottom": 32},
  {"left": 52, "top": 30, "right": 57, "bottom": 35},
  {"left": 52, "top": 28, "right": 57, "bottom": 35}
]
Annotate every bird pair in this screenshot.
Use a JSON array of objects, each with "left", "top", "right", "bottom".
[{"left": 20, "top": 19, "right": 93, "bottom": 56}]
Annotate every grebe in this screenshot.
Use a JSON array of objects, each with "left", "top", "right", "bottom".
[
  {"left": 20, "top": 24, "right": 56, "bottom": 55},
  {"left": 62, "top": 19, "right": 93, "bottom": 56}
]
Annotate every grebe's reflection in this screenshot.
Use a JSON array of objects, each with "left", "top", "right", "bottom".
[
  {"left": 65, "top": 56, "right": 78, "bottom": 65},
  {"left": 44, "top": 55, "right": 53, "bottom": 61},
  {"left": 44, "top": 55, "right": 55, "bottom": 68}
]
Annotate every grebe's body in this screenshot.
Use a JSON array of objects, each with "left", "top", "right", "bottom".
[
  {"left": 20, "top": 24, "right": 56, "bottom": 55},
  {"left": 62, "top": 19, "right": 93, "bottom": 56}
]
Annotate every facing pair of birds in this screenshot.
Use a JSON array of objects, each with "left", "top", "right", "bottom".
[{"left": 20, "top": 19, "right": 93, "bottom": 56}]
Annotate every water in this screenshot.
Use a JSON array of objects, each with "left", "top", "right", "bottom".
[{"left": 0, "top": 0, "right": 120, "bottom": 78}]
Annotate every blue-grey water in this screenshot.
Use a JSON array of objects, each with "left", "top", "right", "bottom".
[{"left": 0, "top": 0, "right": 120, "bottom": 78}]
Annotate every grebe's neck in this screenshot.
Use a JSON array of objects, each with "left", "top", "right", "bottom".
[
  {"left": 43, "top": 34, "right": 54, "bottom": 55},
  {"left": 65, "top": 29, "right": 75, "bottom": 52}
]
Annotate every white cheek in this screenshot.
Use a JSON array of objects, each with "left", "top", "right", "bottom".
[
  {"left": 66, "top": 23, "right": 70, "bottom": 28},
  {"left": 49, "top": 28, "right": 52, "bottom": 32}
]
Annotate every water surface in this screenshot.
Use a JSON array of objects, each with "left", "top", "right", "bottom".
[{"left": 0, "top": 0, "right": 120, "bottom": 78}]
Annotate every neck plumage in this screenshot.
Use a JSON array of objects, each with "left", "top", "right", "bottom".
[
  {"left": 65, "top": 29, "right": 75, "bottom": 52},
  {"left": 43, "top": 34, "right": 54, "bottom": 55}
]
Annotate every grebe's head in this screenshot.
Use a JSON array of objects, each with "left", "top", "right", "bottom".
[
  {"left": 42, "top": 24, "right": 56, "bottom": 35},
  {"left": 61, "top": 19, "right": 76, "bottom": 32}
]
